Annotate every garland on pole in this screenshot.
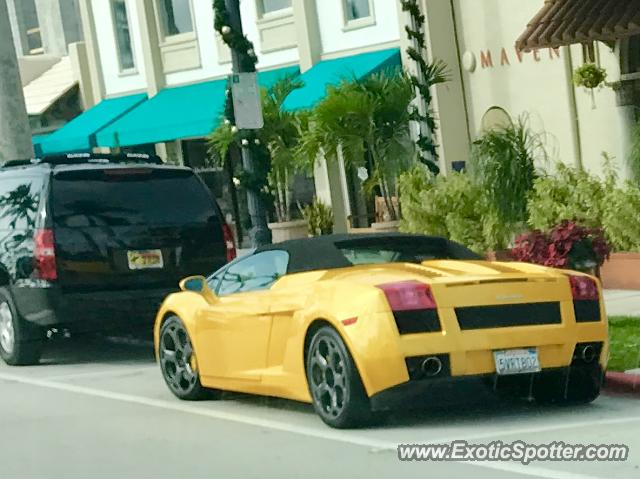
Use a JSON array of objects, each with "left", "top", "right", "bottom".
[
  {"left": 212, "top": 0, "right": 271, "bottom": 203},
  {"left": 400, "top": 0, "right": 448, "bottom": 174}
]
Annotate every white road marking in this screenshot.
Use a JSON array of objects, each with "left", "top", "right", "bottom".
[
  {"left": 0, "top": 371, "right": 634, "bottom": 479},
  {"left": 45, "top": 366, "right": 157, "bottom": 381}
]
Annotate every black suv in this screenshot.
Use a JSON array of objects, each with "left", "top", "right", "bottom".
[{"left": 0, "top": 153, "right": 236, "bottom": 365}]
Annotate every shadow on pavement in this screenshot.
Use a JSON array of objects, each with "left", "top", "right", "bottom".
[{"left": 38, "top": 333, "right": 155, "bottom": 366}]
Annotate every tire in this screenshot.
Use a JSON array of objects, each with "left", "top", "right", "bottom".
[
  {"left": 0, "top": 287, "right": 45, "bottom": 366},
  {"left": 305, "top": 326, "right": 372, "bottom": 428},
  {"left": 159, "top": 315, "right": 212, "bottom": 401}
]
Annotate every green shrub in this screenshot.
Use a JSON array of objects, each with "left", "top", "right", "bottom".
[
  {"left": 527, "top": 163, "right": 608, "bottom": 230},
  {"left": 469, "top": 117, "right": 545, "bottom": 226},
  {"left": 300, "top": 200, "right": 334, "bottom": 236},
  {"left": 398, "top": 166, "right": 513, "bottom": 253},
  {"left": 602, "top": 183, "right": 640, "bottom": 251}
]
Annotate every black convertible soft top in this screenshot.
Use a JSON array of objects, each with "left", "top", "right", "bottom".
[{"left": 255, "top": 233, "right": 482, "bottom": 274}]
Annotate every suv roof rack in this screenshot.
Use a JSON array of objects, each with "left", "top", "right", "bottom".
[{"left": 2, "top": 152, "right": 163, "bottom": 168}]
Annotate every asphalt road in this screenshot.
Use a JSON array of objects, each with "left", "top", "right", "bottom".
[{"left": 0, "top": 336, "right": 638, "bottom": 479}]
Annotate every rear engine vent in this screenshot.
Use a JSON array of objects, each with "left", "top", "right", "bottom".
[
  {"left": 455, "top": 302, "right": 561, "bottom": 330},
  {"left": 393, "top": 309, "right": 441, "bottom": 334},
  {"left": 573, "top": 300, "right": 601, "bottom": 323}
]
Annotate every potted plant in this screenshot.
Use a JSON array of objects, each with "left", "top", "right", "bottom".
[
  {"left": 209, "top": 75, "right": 310, "bottom": 244},
  {"left": 511, "top": 221, "right": 610, "bottom": 275},
  {"left": 300, "top": 199, "right": 334, "bottom": 236},
  {"left": 259, "top": 76, "right": 310, "bottom": 243},
  {"left": 297, "top": 72, "right": 416, "bottom": 231},
  {"left": 573, "top": 63, "right": 607, "bottom": 109}
]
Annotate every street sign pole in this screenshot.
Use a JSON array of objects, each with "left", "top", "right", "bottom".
[{"left": 224, "top": 0, "right": 271, "bottom": 247}]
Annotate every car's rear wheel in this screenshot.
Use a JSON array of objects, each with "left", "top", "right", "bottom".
[
  {"left": 306, "top": 326, "right": 371, "bottom": 428},
  {"left": 159, "top": 316, "right": 211, "bottom": 400},
  {"left": 0, "top": 288, "right": 44, "bottom": 366}
]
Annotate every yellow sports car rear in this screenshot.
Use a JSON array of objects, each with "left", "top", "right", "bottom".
[{"left": 154, "top": 233, "right": 608, "bottom": 428}]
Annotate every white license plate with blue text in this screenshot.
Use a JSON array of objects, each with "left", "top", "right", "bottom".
[{"left": 493, "top": 348, "right": 541, "bottom": 375}]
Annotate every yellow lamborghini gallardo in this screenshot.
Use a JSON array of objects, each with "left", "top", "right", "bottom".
[{"left": 154, "top": 233, "right": 608, "bottom": 428}]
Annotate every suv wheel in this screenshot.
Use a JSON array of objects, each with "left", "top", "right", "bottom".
[{"left": 0, "top": 288, "right": 45, "bottom": 366}]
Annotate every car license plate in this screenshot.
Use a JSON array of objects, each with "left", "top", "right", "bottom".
[
  {"left": 127, "top": 249, "right": 164, "bottom": 270},
  {"left": 493, "top": 348, "right": 540, "bottom": 375}
]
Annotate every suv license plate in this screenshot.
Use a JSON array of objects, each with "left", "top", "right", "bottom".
[
  {"left": 127, "top": 249, "right": 164, "bottom": 270},
  {"left": 494, "top": 348, "right": 541, "bottom": 375}
]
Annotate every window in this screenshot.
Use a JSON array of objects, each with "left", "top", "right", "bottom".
[
  {"left": 158, "top": 0, "right": 194, "bottom": 37},
  {"left": 51, "top": 169, "right": 218, "bottom": 227},
  {"left": 335, "top": 237, "right": 481, "bottom": 267},
  {"left": 344, "top": 0, "right": 371, "bottom": 22},
  {"left": 111, "top": 0, "right": 135, "bottom": 71},
  {"left": 217, "top": 251, "right": 289, "bottom": 296},
  {"left": 0, "top": 175, "right": 43, "bottom": 231},
  {"left": 259, "top": 0, "right": 291, "bottom": 15}
]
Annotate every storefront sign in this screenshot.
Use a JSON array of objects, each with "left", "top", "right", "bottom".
[{"left": 464, "top": 47, "right": 561, "bottom": 72}]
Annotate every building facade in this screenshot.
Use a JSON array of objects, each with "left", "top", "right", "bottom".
[{"left": 36, "top": 0, "right": 640, "bottom": 231}]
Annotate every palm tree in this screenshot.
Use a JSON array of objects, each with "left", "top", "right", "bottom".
[
  {"left": 296, "top": 71, "right": 416, "bottom": 221},
  {"left": 259, "top": 75, "right": 306, "bottom": 223},
  {"left": 208, "top": 74, "right": 306, "bottom": 224}
]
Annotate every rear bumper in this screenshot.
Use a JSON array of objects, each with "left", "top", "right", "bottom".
[
  {"left": 369, "top": 365, "right": 605, "bottom": 411},
  {"left": 11, "top": 283, "right": 174, "bottom": 331}
]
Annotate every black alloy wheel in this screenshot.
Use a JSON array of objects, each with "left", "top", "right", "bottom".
[
  {"left": 159, "top": 316, "right": 210, "bottom": 400},
  {"left": 306, "top": 326, "right": 371, "bottom": 428}
]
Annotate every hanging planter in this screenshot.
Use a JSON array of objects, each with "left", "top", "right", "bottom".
[{"left": 573, "top": 63, "right": 607, "bottom": 109}]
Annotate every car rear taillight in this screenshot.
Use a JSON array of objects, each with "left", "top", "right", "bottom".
[
  {"left": 569, "top": 276, "right": 599, "bottom": 301},
  {"left": 569, "top": 276, "right": 601, "bottom": 322},
  {"left": 377, "top": 281, "right": 441, "bottom": 334},
  {"left": 222, "top": 222, "right": 236, "bottom": 262},
  {"left": 34, "top": 229, "right": 57, "bottom": 281},
  {"left": 377, "top": 280, "right": 437, "bottom": 311}
]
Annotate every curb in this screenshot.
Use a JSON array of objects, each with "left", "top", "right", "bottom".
[{"left": 604, "top": 371, "right": 640, "bottom": 396}]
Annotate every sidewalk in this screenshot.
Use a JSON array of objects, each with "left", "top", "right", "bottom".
[
  {"left": 602, "top": 290, "right": 640, "bottom": 396},
  {"left": 603, "top": 290, "right": 640, "bottom": 317}
]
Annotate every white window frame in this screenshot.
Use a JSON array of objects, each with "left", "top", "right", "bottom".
[
  {"left": 155, "top": 0, "right": 196, "bottom": 44},
  {"left": 110, "top": 0, "right": 137, "bottom": 75},
  {"left": 341, "top": 0, "right": 376, "bottom": 31},
  {"left": 255, "top": 0, "right": 293, "bottom": 19}
]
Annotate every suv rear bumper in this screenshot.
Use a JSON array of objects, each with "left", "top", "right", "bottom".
[{"left": 11, "top": 284, "right": 174, "bottom": 332}]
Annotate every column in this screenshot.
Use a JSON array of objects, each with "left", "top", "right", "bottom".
[
  {"left": 0, "top": 0, "right": 34, "bottom": 161},
  {"left": 77, "top": 0, "right": 105, "bottom": 107}
]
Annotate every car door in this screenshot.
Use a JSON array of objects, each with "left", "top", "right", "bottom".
[{"left": 195, "top": 250, "right": 289, "bottom": 382}]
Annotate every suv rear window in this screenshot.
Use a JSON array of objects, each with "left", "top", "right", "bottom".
[
  {"left": 0, "top": 174, "right": 44, "bottom": 230},
  {"left": 51, "top": 168, "right": 219, "bottom": 227}
]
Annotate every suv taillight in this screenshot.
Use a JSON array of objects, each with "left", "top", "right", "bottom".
[
  {"left": 34, "top": 229, "right": 57, "bottom": 280},
  {"left": 222, "top": 223, "right": 236, "bottom": 262},
  {"left": 569, "top": 276, "right": 599, "bottom": 301}
]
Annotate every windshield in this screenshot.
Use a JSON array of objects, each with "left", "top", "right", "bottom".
[{"left": 51, "top": 168, "right": 218, "bottom": 227}]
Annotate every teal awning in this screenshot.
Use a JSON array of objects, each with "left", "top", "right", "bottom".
[
  {"left": 39, "top": 93, "right": 147, "bottom": 154},
  {"left": 96, "top": 65, "right": 300, "bottom": 148},
  {"left": 32, "top": 134, "right": 49, "bottom": 156},
  {"left": 283, "top": 48, "right": 402, "bottom": 111}
]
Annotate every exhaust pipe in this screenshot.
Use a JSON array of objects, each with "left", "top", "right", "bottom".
[
  {"left": 581, "top": 345, "right": 596, "bottom": 363},
  {"left": 421, "top": 356, "right": 443, "bottom": 377}
]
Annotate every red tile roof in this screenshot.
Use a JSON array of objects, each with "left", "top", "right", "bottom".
[{"left": 516, "top": 0, "right": 640, "bottom": 51}]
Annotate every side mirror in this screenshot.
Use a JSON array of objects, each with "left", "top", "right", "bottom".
[{"left": 179, "top": 275, "right": 217, "bottom": 303}]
